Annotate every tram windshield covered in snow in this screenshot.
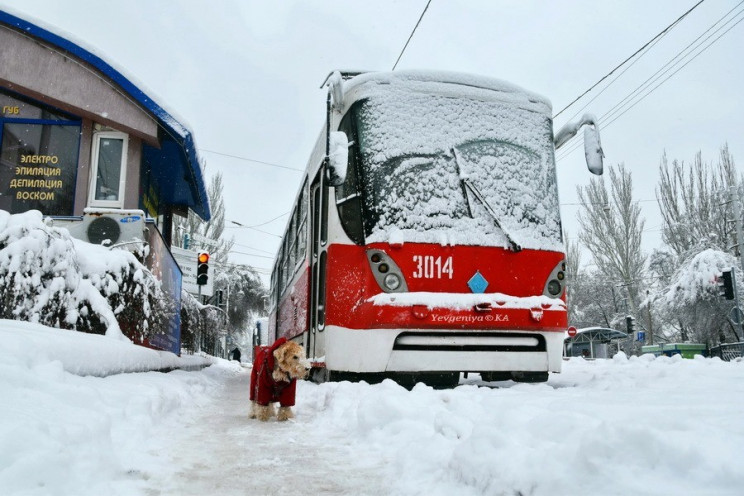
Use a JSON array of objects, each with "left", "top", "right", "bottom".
[
  {"left": 336, "top": 89, "right": 561, "bottom": 251},
  {"left": 269, "top": 70, "right": 603, "bottom": 388}
]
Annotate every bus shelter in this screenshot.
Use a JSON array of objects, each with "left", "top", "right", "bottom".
[{"left": 565, "top": 327, "right": 628, "bottom": 359}]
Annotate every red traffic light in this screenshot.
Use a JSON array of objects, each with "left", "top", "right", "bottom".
[{"left": 197, "top": 251, "right": 210, "bottom": 286}]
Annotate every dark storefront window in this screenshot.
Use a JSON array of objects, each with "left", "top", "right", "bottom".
[{"left": 0, "top": 89, "right": 81, "bottom": 215}]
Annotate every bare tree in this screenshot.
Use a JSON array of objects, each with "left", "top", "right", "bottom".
[
  {"left": 577, "top": 164, "right": 646, "bottom": 315},
  {"left": 564, "top": 234, "right": 582, "bottom": 325}
]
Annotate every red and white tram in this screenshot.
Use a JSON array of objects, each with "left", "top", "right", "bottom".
[{"left": 268, "top": 70, "right": 603, "bottom": 387}]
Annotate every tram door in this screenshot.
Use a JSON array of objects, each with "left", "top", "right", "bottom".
[{"left": 307, "top": 168, "right": 329, "bottom": 360}]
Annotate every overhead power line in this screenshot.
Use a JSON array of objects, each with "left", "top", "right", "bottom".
[
  {"left": 199, "top": 148, "right": 303, "bottom": 172},
  {"left": 554, "top": 0, "right": 706, "bottom": 119},
  {"left": 556, "top": 2, "right": 744, "bottom": 161},
  {"left": 227, "top": 220, "right": 282, "bottom": 238},
  {"left": 392, "top": 0, "right": 432, "bottom": 70}
]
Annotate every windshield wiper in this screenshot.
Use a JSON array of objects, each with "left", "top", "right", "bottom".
[{"left": 452, "top": 148, "right": 522, "bottom": 252}]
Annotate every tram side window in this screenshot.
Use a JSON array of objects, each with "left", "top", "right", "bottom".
[
  {"left": 275, "top": 245, "right": 284, "bottom": 297},
  {"left": 287, "top": 212, "right": 297, "bottom": 273},
  {"left": 295, "top": 184, "right": 307, "bottom": 264},
  {"left": 282, "top": 234, "right": 291, "bottom": 292},
  {"left": 334, "top": 109, "right": 365, "bottom": 245},
  {"left": 271, "top": 265, "right": 278, "bottom": 307}
]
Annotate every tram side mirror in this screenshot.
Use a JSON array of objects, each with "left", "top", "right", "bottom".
[
  {"left": 554, "top": 113, "right": 604, "bottom": 175},
  {"left": 584, "top": 126, "right": 604, "bottom": 175},
  {"left": 326, "top": 131, "right": 349, "bottom": 186}
]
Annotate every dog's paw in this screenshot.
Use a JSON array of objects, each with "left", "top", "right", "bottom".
[{"left": 277, "top": 407, "right": 294, "bottom": 421}]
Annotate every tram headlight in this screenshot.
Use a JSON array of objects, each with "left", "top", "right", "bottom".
[
  {"left": 547, "top": 279, "right": 562, "bottom": 296},
  {"left": 384, "top": 273, "right": 401, "bottom": 291},
  {"left": 543, "top": 260, "right": 567, "bottom": 298},
  {"left": 366, "top": 249, "right": 408, "bottom": 293}
]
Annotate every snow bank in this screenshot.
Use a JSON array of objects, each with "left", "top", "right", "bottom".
[
  {"left": 2, "top": 316, "right": 743, "bottom": 495},
  {"left": 0, "top": 319, "right": 237, "bottom": 495},
  {"left": 297, "top": 354, "right": 744, "bottom": 496},
  {"left": 0, "top": 319, "right": 212, "bottom": 376}
]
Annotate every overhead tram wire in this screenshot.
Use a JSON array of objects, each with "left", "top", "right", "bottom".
[
  {"left": 228, "top": 220, "right": 282, "bottom": 238},
  {"left": 226, "top": 211, "right": 290, "bottom": 230},
  {"left": 212, "top": 258, "right": 271, "bottom": 275},
  {"left": 199, "top": 148, "right": 304, "bottom": 172},
  {"left": 553, "top": 0, "right": 706, "bottom": 119},
  {"left": 557, "top": 2, "right": 744, "bottom": 159},
  {"left": 556, "top": 3, "right": 744, "bottom": 161},
  {"left": 598, "top": 8, "right": 744, "bottom": 129},
  {"left": 561, "top": 31, "right": 668, "bottom": 125},
  {"left": 230, "top": 240, "right": 279, "bottom": 255},
  {"left": 392, "top": 0, "right": 432, "bottom": 71}
]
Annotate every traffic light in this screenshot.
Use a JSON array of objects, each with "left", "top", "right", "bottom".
[
  {"left": 197, "top": 251, "right": 210, "bottom": 285},
  {"left": 625, "top": 316, "right": 636, "bottom": 334},
  {"left": 718, "top": 270, "right": 735, "bottom": 300}
]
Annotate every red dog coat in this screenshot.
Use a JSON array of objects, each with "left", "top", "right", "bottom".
[{"left": 250, "top": 337, "right": 297, "bottom": 407}]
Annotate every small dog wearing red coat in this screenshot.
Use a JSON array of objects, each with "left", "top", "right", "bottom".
[{"left": 249, "top": 337, "right": 310, "bottom": 421}]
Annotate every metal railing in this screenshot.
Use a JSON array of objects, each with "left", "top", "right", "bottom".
[{"left": 709, "top": 342, "right": 744, "bottom": 362}]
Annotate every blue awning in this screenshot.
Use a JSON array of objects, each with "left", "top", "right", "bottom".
[{"left": 0, "top": 9, "right": 211, "bottom": 221}]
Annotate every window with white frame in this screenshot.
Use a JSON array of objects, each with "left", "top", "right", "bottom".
[{"left": 89, "top": 131, "right": 128, "bottom": 207}]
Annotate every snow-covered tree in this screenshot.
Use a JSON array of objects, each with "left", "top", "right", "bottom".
[
  {"left": 0, "top": 210, "right": 172, "bottom": 341},
  {"left": 173, "top": 170, "right": 234, "bottom": 263},
  {"left": 180, "top": 290, "right": 228, "bottom": 356},
  {"left": 656, "top": 248, "right": 742, "bottom": 344},
  {"left": 564, "top": 235, "right": 581, "bottom": 325},
  {"left": 567, "top": 268, "right": 624, "bottom": 330},
  {"left": 214, "top": 264, "right": 267, "bottom": 352},
  {"left": 656, "top": 145, "right": 738, "bottom": 258},
  {"left": 577, "top": 164, "right": 647, "bottom": 316}
]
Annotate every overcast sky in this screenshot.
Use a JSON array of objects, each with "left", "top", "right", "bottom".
[{"left": 3, "top": 0, "right": 743, "bottom": 280}]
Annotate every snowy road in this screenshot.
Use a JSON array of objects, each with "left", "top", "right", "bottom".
[{"left": 141, "top": 368, "right": 392, "bottom": 496}]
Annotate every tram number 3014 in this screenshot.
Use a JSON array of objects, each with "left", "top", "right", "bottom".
[{"left": 412, "top": 255, "right": 453, "bottom": 279}]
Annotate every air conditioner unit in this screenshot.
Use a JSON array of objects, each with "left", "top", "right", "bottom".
[{"left": 80, "top": 208, "right": 147, "bottom": 247}]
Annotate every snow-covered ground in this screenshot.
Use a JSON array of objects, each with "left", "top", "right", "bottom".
[{"left": 1, "top": 320, "right": 743, "bottom": 496}]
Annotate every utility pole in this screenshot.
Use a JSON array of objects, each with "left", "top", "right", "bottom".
[
  {"left": 646, "top": 289, "right": 654, "bottom": 346},
  {"left": 730, "top": 179, "right": 744, "bottom": 275},
  {"left": 729, "top": 177, "right": 744, "bottom": 342}
]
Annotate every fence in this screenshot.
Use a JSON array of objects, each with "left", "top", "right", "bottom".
[{"left": 709, "top": 342, "right": 744, "bottom": 362}]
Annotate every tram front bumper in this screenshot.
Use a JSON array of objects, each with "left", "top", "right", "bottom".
[{"left": 324, "top": 325, "right": 563, "bottom": 374}]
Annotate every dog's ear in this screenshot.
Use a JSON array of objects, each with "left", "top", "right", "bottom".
[{"left": 273, "top": 344, "right": 286, "bottom": 364}]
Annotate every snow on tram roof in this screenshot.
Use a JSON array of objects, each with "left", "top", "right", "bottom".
[{"left": 341, "top": 70, "right": 553, "bottom": 115}]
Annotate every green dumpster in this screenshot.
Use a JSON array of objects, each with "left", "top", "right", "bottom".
[
  {"left": 642, "top": 343, "right": 706, "bottom": 358},
  {"left": 641, "top": 345, "right": 662, "bottom": 357}
]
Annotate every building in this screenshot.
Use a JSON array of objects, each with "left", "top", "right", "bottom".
[{"left": 0, "top": 9, "right": 211, "bottom": 353}]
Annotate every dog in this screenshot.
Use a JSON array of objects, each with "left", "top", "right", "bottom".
[{"left": 249, "top": 337, "right": 310, "bottom": 421}]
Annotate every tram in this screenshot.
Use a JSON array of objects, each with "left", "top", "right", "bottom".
[{"left": 268, "top": 70, "right": 603, "bottom": 387}]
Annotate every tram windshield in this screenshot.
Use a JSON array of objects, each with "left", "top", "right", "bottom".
[{"left": 340, "top": 91, "right": 562, "bottom": 252}]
